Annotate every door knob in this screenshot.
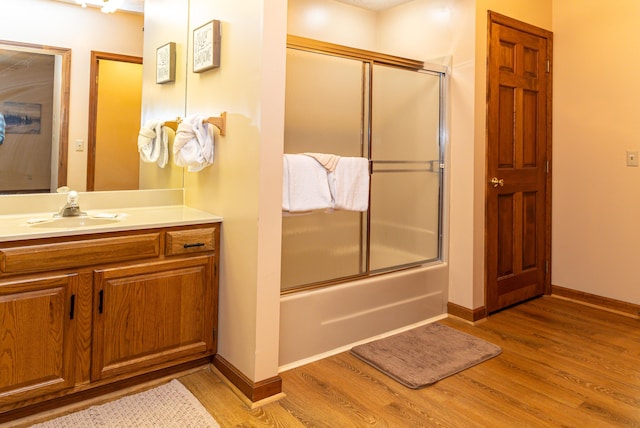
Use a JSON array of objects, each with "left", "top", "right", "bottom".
[{"left": 490, "top": 177, "right": 504, "bottom": 188}]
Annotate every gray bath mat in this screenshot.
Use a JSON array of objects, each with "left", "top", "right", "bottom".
[{"left": 351, "top": 323, "right": 502, "bottom": 389}]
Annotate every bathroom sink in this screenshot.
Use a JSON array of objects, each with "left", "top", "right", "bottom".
[{"left": 28, "top": 216, "right": 121, "bottom": 228}]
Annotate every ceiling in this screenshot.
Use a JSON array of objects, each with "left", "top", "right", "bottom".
[
  {"left": 334, "top": 0, "right": 415, "bottom": 10},
  {"left": 52, "top": 0, "right": 415, "bottom": 13},
  {"left": 52, "top": 0, "right": 143, "bottom": 13}
]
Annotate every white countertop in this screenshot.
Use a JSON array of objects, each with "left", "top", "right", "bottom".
[{"left": 0, "top": 205, "right": 222, "bottom": 242}]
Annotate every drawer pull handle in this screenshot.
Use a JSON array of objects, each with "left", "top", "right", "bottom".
[
  {"left": 69, "top": 294, "right": 76, "bottom": 320},
  {"left": 183, "top": 242, "right": 205, "bottom": 249},
  {"left": 98, "top": 290, "right": 104, "bottom": 314}
]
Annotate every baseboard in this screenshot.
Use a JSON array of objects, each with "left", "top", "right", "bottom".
[
  {"left": 551, "top": 285, "right": 640, "bottom": 318},
  {"left": 447, "top": 302, "right": 487, "bottom": 322},
  {"left": 212, "top": 355, "right": 282, "bottom": 403}
]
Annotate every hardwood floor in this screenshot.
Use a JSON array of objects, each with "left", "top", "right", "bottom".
[{"left": 180, "top": 296, "right": 640, "bottom": 427}]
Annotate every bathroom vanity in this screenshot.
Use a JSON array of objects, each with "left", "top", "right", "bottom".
[{"left": 0, "top": 194, "right": 222, "bottom": 421}]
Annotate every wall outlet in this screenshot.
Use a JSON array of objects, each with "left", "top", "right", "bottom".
[{"left": 626, "top": 151, "right": 639, "bottom": 167}]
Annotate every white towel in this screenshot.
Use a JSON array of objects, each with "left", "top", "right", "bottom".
[
  {"left": 173, "top": 115, "right": 214, "bottom": 172},
  {"left": 328, "top": 157, "right": 370, "bottom": 212},
  {"left": 138, "top": 120, "right": 169, "bottom": 168},
  {"left": 282, "top": 154, "right": 333, "bottom": 212},
  {"left": 303, "top": 153, "right": 341, "bottom": 172}
]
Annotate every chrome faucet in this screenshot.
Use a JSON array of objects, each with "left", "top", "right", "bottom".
[{"left": 56, "top": 190, "right": 86, "bottom": 217}]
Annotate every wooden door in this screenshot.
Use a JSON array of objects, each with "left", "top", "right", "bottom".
[
  {"left": 486, "top": 12, "right": 552, "bottom": 313},
  {"left": 91, "top": 256, "right": 216, "bottom": 381},
  {"left": 0, "top": 274, "right": 77, "bottom": 406}
]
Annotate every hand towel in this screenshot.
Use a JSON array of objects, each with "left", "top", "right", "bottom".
[
  {"left": 173, "top": 114, "right": 215, "bottom": 172},
  {"left": 328, "top": 157, "right": 370, "bottom": 211},
  {"left": 138, "top": 120, "right": 160, "bottom": 163},
  {"left": 303, "top": 153, "right": 341, "bottom": 172},
  {"left": 282, "top": 154, "right": 333, "bottom": 212},
  {"left": 157, "top": 125, "right": 169, "bottom": 168}
]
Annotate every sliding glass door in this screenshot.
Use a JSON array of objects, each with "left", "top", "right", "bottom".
[
  {"left": 369, "top": 65, "right": 442, "bottom": 272},
  {"left": 281, "top": 49, "right": 369, "bottom": 291},
  {"left": 281, "top": 47, "right": 444, "bottom": 292}
]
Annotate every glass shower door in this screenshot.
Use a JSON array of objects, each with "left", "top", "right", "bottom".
[
  {"left": 281, "top": 46, "right": 445, "bottom": 292},
  {"left": 281, "top": 49, "right": 370, "bottom": 291},
  {"left": 369, "top": 65, "right": 443, "bottom": 271}
]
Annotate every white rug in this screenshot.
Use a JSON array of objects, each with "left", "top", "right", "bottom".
[{"left": 33, "top": 380, "right": 220, "bottom": 428}]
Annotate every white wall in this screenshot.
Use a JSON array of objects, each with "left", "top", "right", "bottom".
[
  {"left": 139, "top": 0, "right": 188, "bottom": 190},
  {"left": 552, "top": 1, "right": 640, "bottom": 305},
  {"left": 0, "top": 0, "right": 143, "bottom": 191},
  {"left": 287, "top": 0, "right": 378, "bottom": 49},
  {"left": 179, "top": 0, "right": 287, "bottom": 382}
]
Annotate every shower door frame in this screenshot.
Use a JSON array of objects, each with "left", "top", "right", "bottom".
[
  {"left": 283, "top": 35, "right": 448, "bottom": 294},
  {"left": 368, "top": 63, "right": 447, "bottom": 276}
]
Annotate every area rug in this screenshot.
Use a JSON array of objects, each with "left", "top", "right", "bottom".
[
  {"left": 33, "top": 379, "right": 220, "bottom": 427},
  {"left": 351, "top": 323, "right": 502, "bottom": 389}
]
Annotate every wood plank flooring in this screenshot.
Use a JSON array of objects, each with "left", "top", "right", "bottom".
[{"left": 180, "top": 296, "right": 640, "bottom": 427}]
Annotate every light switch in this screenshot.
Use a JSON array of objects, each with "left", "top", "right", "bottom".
[
  {"left": 75, "top": 139, "right": 84, "bottom": 152},
  {"left": 627, "top": 151, "right": 639, "bottom": 167}
]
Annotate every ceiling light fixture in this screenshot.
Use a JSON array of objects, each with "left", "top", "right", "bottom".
[
  {"left": 75, "top": 0, "right": 125, "bottom": 13},
  {"left": 101, "top": 0, "right": 125, "bottom": 13}
]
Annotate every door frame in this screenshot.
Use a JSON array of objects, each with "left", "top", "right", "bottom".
[
  {"left": 485, "top": 11, "right": 553, "bottom": 311},
  {"left": 87, "top": 51, "right": 142, "bottom": 191}
]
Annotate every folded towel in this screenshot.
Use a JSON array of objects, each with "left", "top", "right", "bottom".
[
  {"left": 328, "top": 157, "right": 370, "bottom": 211},
  {"left": 173, "top": 114, "right": 214, "bottom": 172},
  {"left": 283, "top": 154, "right": 333, "bottom": 212},
  {"left": 138, "top": 120, "right": 168, "bottom": 167},
  {"left": 303, "top": 153, "right": 341, "bottom": 172}
]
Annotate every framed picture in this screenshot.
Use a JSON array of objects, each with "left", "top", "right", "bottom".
[
  {"left": 3, "top": 102, "right": 41, "bottom": 134},
  {"left": 193, "top": 20, "right": 221, "bottom": 73},
  {"left": 156, "top": 42, "right": 176, "bottom": 84}
]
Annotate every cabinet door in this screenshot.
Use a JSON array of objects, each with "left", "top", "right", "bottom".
[
  {"left": 92, "top": 256, "right": 216, "bottom": 381},
  {"left": 0, "top": 274, "right": 77, "bottom": 405}
]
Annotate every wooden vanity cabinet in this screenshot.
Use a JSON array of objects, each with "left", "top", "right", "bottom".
[
  {"left": 0, "top": 274, "right": 78, "bottom": 405},
  {"left": 0, "top": 223, "right": 219, "bottom": 418},
  {"left": 92, "top": 255, "right": 216, "bottom": 381}
]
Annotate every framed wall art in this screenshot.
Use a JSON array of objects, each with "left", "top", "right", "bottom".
[
  {"left": 156, "top": 42, "right": 176, "bottom": 84},
  {"left": 193, "top": 20, "right": 221, "bottom": 73},
  {"left": 4, "top": 101, "right": 41, "bottom": 134}
]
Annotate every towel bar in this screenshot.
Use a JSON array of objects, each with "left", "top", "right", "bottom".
[
  {"left": 163, "top": 112, "right": 227, "bottom": 136},
  {"left": 205, "top": 112, "right": 226, "bottom": 136}
]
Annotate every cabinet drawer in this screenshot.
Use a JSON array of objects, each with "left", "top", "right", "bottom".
[
  {"left": 0, "top": 233, "right": 161, "bottom": 274},
  {"left": 165, "top": 227, "right": 216, "bottom": 256}
]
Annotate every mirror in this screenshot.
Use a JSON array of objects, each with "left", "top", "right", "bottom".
[
  {"left": 0, "top": 41, "right": 70, "bottom": 194},
  {"left": 139, "top": 0, "right": 191, "bottom": 192},
  {"left": 0, "top": 1, "right": 189, "bottom": 194}
]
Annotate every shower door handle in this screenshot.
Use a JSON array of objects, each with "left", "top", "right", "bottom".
[{"left": 490, "top": 177, "right": 504, "bottom": 188}]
